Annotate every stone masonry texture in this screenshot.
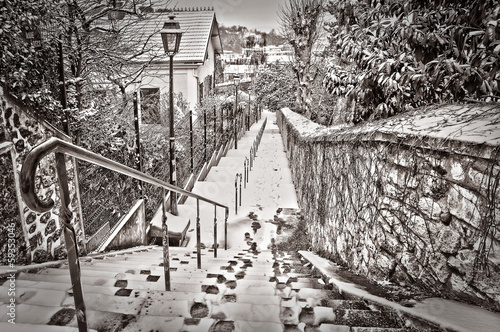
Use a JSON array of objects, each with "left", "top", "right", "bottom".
[
  {"left": 278, "top": 104, "right": 500, "bottom": 312},
  {"left": 0, "top": 86, "right": 85, "bottom": 264}
]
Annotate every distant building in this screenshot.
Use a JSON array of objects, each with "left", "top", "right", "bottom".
[{"left": 220, "top": 44, "right": 292, "bottom": 83}]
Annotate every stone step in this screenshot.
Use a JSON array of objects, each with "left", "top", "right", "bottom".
[
  {"left": 36, "top": 266, "right": 274, "bottom": 283},
  {"left": 351, "top": 329, "right": 416, "bottom": 332},
  {"left": 78, "top": 260, "right": 280, "bottom": 278},
  {"left": 2, "top": 299, "right": 284, "bottom": 331},
  {"left": 205, "top": 166, "right": 243, "bottom": 182},
  {"left": 123, "top": 317, "right": 283, "bottom": 332},
  {"left": 0, "top": 322, "right": 97, "bottom": 332},
  {"left": 149, "top": 210, "right": 190, "bottom": 245}
]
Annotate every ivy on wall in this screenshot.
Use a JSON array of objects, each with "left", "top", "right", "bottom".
[{"left": 278, "top": 105, "right": 500, "bottom": 311}]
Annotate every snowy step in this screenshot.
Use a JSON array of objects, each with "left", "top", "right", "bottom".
[
  {"left": 122, "top": 317, "right": 283, "bottom": 332},
  {"left": 209, "top": 302, "right": 281, "bottom": 323},
  {"left": 0, "top": 303, "right": 67, "bottom": 326},
  {"left": 217, "top": 156, "right": 248, "bottom": 169},
  {"left": 0, "top": 286, "right": 68, "bottom": 307},
  {"left": 205, "top": 166, "right": 244, "bottom": 182},
  {"left": 78, "top": 260, "right": 278, "bottom": 278},
  {"left": 0, "top": 323, "right": 97, "bottom": 332},
  {"left": 149, "top": 209, "right": 190, "bottom": 246},
  {"left": 186, "top": 181, "right": 235, "bottom": 204},
  {"left": 225, "top": 149, "right": 254, "bottom": 158}
]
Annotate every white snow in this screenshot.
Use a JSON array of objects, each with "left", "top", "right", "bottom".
[
  {"left": 299, "top": 250, "right": 500, "bottom": 332},
  {"left": 176, "top": 111, "right": 299, "bottom": 252}
]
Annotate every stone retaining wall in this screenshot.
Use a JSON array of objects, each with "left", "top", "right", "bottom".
[
  {"left": 277, "top": 104, "right": 500, "bottom": 311},
  {"left": 1, "top": 86, "right": 85, "bottom": 264}
]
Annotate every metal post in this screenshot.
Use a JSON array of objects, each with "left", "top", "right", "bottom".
[
  {"left": 213, "top": 106, "right": 216, "bottom": 151},
  {"left": 196, "top": 199, "right": 201, "bottom": 269},
  {"left": 169, "top": 55, "right": 178, "bottom": 215},
  {"left": 54, "top": 153, "right": 88, "bottom": 332},
  {"left": 190, "top": 110, "right": 194, "bottom": 173},
  {"left": 214, "top": 205, "right": 217, "bottom": 258},
  {"left": 247, "top": 91, "right": 251, "bottom": 131},
  {"left": 250, "top": 148, "right": 253, "bottom": 170},
  {"left": 234, "top": 84, "right": 238, "bottom": 149},
  {"left": 245, "top": 157, "right": 249, "bottom": 184},
  {"left": 58, "top": 39, "right": 70, "bottom": 136},
  {"left": 235, "top": 174, "right": 238, "bottom": 215},
  {"left": 204, "top": 108, "right": 207, "bottom": 163},
  {"left": 244, "top": 159, "right": 247, "bottom": 188},
  {"left": 162, "top": 188, "right": 171, "bottom": 291},
  {"left": 221, "top": 105, "right": 224, "bottom": 145},
  {"left": 224, "top": 208, "right": 228, "bottom": 250},
  {"left": 133, "top": 92, "right": 144, "bottom": 198},
  {"left": 239, "top": 174, "right": 242, "bottom": 207}
]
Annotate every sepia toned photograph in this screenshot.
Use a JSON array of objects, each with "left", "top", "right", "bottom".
[{"left": 1, "top": 0, "right": 499, "bottom": 331}]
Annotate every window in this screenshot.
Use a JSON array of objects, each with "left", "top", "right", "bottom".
[{"left": 140, "top": 88, "right": 161, "bottom": 124}]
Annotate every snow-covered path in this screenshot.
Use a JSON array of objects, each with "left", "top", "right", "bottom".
[
  {"left": 182, "top": 111, "right": 299, "bottom": 251},
  {"left": 182, "top": 110, "right": 500, "bottom": 332}
]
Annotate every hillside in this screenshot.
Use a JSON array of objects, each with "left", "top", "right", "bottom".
[{"left": 219, "top": 25, "right": 285, "bottom": 53}]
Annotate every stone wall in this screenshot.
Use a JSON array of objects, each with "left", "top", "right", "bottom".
[
  {"left": 102, "top": 199, "right": 147, "bottom": 251},
  {"left": 0, "top": 86, "right": 86, "bottom": 264},
  {"left": 277, "top": 104, "right": 500, "bottom": 311}
]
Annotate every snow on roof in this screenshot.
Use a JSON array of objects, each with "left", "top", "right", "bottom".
[{"left": 124, "top": 8, "right": 222, "bottom": 64}]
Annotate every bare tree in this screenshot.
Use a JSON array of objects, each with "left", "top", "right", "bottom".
[
  {"left": 59, "top": 0, "right": 171, "bottom": 110},
  {"left": 279, "top": 0, "right": 325, "bottom": 118}
]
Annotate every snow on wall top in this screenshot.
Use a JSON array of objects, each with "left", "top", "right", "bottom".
[{"left": 280, "top": 104, "right": 500, "bottom": 159}]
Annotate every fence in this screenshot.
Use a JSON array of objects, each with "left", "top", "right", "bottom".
[{"left": 79, "top": 92, "right": 257, "bottom": 251}]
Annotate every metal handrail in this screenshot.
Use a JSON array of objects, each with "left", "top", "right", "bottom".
[
  {"left": 20, "top": 137, "right": 229, "bottom": 332},
  {"left": 20, "top": 137, "right": 229, "bottom": 211}
]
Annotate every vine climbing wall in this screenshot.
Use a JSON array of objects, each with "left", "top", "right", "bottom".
[{"left": 278, "top": 104, "right": 500, "bottom": 311}]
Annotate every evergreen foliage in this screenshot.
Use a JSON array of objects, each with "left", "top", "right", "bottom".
[{"left": 324, "top": 0, "right": 500, "bottom": 124}]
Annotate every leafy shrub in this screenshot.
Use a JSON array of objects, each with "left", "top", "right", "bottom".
[{"left": 324, "top": 0, "right": 500, "bottom": 124}]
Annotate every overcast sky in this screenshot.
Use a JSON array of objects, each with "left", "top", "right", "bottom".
[{"left": 170, "top": 0, "right": 287, "bottom": 32}]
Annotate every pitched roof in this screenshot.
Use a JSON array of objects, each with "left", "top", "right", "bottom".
[{"left": 132, "top": 9, "right": 223, "bottom": 64}]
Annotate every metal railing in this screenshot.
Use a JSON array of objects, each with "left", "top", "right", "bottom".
[
  {"left": 234, "top": 118, "right": 268, "bottom": 216},
  {"left": 19, "top": 137, "right": 229, "bottom": 332}
]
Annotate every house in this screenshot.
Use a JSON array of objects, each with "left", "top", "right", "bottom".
[{"left": 127, "top": 7, "right": 223, "bottom": 124}]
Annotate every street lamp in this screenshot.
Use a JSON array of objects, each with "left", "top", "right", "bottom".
[
  {"left": 233, "top": 74, "right": 240, "bottom": 149},
  {"left": 160, "top": 14, "right": 182, "bottom": 216}
]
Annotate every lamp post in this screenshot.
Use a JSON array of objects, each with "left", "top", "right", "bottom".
[
  {"left": 233, "top": 74, "right": 240, "bottom": 149},
  {"left": 160, "top": 14, "right": 182, "bottom": 216}
]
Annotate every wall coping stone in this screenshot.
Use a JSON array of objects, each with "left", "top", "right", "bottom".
[{"left": 280, "top": 103, "right": 500, "bottom": 160}]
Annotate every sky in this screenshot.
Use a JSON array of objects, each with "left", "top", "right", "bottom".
[{"left": 169, "top": 0, "right": 287, "bottom": 32}]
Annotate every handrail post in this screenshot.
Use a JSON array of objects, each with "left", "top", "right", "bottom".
[
  {"left": 243, "top": 159, "right": 247, "bottom": 188},
  {"left": 162, "top": 188, "right": 171, "bottom": 291},
  {"left": 204, "top": 108, "right": 207, "bottom": 163},
  {"left": 245, "top": 157, "right": 249, "bottom": 184},
  {"left": 234, "top": 174, "right": 238, "bottom": 215},
  {"left": 190, "top": 110, "right": 194, "bottom": 173},
  {"left": 250, "top": 148, "right": 253, "bottom": 170},
  {"left": 214, "top": 205, "right": 217, "bottom": 258},
  {"left": 196, "top": 198, "right": 201, "bottom": 269},
  {"left": 224, "top": 208, "right": 228, "bottom": 250},
  {"left": 55, "top": 152, "right": 88, "bottom": 332}
]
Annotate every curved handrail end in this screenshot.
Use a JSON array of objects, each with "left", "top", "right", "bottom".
[{"left": 19, "top": 137, "right": 60, "bottom": 213}]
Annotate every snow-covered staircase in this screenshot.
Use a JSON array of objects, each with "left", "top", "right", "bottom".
[
  {"left": 1, "top": 112, "right": 443, "bottom": 331},
  {"left": 1, "top": 244, "right": 440, "bottom": 331}
]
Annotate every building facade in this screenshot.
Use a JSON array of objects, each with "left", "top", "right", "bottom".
[{"left": 127, "top": 7, "right": 223, "bottom": 123}]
